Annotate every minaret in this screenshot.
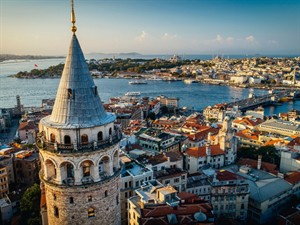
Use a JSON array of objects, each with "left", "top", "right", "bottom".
[{"left": 38, "top": 1, "right": 121, "bottom": 224}]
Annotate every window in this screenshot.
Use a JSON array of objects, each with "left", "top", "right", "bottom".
[
  {"left": 70, "top": 197, "right": 74, "bottom": 204},
  {"left": 174, "top": 178, "right": 179, "bottom": 183},
  {"left": 105, "top": 190, "right": 108, "bottom": 197},
  {"left": 88, "top": 208, "right": 95, "bottom": 218},
  {"left": 67, "top": 163, "right": 74, "bottom": 178},
  {"left": 53, "top": 194, "right": 56, "bottom": 200},
  {"left": 67, "top": 88, "right": 73, "bottom": 99},
  {"left": 109, "top": 128, "right": 112, "bottom": 135},
  {"left": 93, "top": 86, "right": 98, "bottom": 96},
  {"left": 50, "top": 133, "right": 56, "bottom": 143},
  {"left": 97, "top": 131, "right": 103, "bottom": 141},
  {"left": 88, "top": 196, "right": 92, "bottom": 202},
  {"left": 64, "top": 135, "right": 71, "bottom": 145},
  {"left": 54, "top": 206, "right": 59, "bottom": 218},
  {"left": 82, "top": 162, "right": 90, "bottom": 177},
  {"left": 81, "top": 134, "right": 89, "bottom": 144}
]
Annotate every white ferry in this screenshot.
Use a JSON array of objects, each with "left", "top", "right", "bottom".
[
  {"left": 128, "top": 80, "right": 148, "bottom": 85},
  {"left": 125, "top": 92, "right": 141, "bottom": 96}
]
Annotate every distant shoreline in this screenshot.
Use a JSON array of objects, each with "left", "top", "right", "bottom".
[{"left": 0, "top": 55, "right": 64, "bottom": 63}]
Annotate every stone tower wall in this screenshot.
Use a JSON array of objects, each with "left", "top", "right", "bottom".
[{"left": 45, "top": 174, "right": 121, "bottom": 225}]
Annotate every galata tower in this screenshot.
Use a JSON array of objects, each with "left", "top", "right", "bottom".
[{"left": 38, "top": 1, "right": 121, "bottom": 224}]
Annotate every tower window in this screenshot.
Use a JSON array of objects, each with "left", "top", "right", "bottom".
[
  {"left": 67, "top": 88, "right": 73, "bottom": 99},
  {"left": 105, "top": 190, "right": 108, "bottom": 197},
  {"left": 82, "top": 162, "right": 91, "bottom": 177},
  {"left": 88, "top": 208, "right": 95, "bottom": 218},
  {"left": 66, "top": 163, "right": 74, "bottom": 178},
  {"left": 64, "top": 135, "right": 71, "bottom": 145},
  {"left": 109, "top": 128, "right": 112, "bottom": 136},
  {"left": 97, "top": 131, "right": 103, "bottom": 141},
  {"left": 69, "top": 197, "right": 74, "bottom": 204},
  {"left": 54, "top": 206, "right": 59, "bottom": 218},
  {"left": 81, "top": 134, "right": 89, "bottom": 144},
  {"left": 50, "top": 133, "right": 56, "bottom": 143},
  {"left": 93, "top": 86, "right": 98, "bottom": 96}
]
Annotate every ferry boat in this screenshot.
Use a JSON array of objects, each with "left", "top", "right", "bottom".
[
  {"left": 128, "top": 80, "right": 147, "bottom": 85},
  {"left": 183, "top": 79, "right": 198, "bottom": 84},
  {"left": 125, "top": 92, "right": 141, "bottom": 97}
]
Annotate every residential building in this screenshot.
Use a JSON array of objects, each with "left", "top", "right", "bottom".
[
  {"left": 158, "top": 96, "right": 179, "bottom": 109},
  {"left": 18, "top": 121, "right": 37, "bottom": 142},
  {"left": 280, "top": 148, "right": 300, "bottom": 173},
  {"left": 0, "top": 165, "right": 9, "bottom": 198},
  {"left": 120, "top": 155, "right": 153, "bottom": 225},
  {"left": 154, "top": 168, "right": 187, "bottom": 192},
  {"left": 210, "top": 170, "right": 249, "bottom": 220},
  {"left": 128, "top": 180, "right": 215, "bottom": 225},
  {"left": 13, "top": 150, "right": 39, "bottom": 186},
  {"left": 186, "top": 173, "right": 211, "bottom": 201}
]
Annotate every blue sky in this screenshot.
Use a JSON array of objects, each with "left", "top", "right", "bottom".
[{"left": 1, "top": 0, "right": 299, "bottom": 55}]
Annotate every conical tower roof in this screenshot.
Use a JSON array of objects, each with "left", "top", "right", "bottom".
[{"left": 49, "top": 34, "right": 114, "bottom": 128}]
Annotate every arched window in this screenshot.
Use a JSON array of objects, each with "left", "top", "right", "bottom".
[
  {"left": 64, "top": 135, "right": 71, "bottom": 145},
  {"left": 82, "top": 162, "right": 91, "bottom": 177},
  {"left": 50, "top": 133, "right": 56, "bottom": 143},
  {"left": 81, "top": 134, "right": 88, "bottom": 144},
  {"left": 88, "top": 208, "right": 95, "bottom": 218},
  {"left": 109, "top": 128, "right": 112, "bottom": 135},
  {"left": 97, "top": 131, "right": 103, "bottom": 141},
  {"left": 66, "top": 163, "right": 74, "bottom": 178}
]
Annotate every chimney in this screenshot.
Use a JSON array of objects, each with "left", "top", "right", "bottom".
[
  {"left": 206, "top": 144, "right": 211, "bottom": 156},
  {"left": 257, "top": 155, "right": 262, "bottom": 170}
]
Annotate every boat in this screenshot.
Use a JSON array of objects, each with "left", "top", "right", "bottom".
[
  {"left": 147, "top": 76, "right": 163, "bottom": 81},
  {"left": 128, "top": 80, "right": 147, "bottom": 85},
  {"left": 125, "top": 92, "right": 141, "bottom": 97},
  {"left": 183, "top": 79, "right": 198, "bottom": 84}
]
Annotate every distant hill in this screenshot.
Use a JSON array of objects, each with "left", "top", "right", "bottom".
[
  {"left": 86, "top": 52, "right": 143, "bottom": 59},
  {"left": 0, "top": 54, "right": 64, "bottom": 62}
]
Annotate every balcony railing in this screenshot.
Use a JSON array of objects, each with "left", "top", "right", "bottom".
[
  {"left": 37, "top": 134, "right": 121, "bottom": 153},
  {"left": 40, "top": 166, "right": 122, "bottom": 187}
]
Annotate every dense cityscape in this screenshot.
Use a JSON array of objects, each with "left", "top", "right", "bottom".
[{"left": 1, "top": 0, "right": 300, "bottom": 225}]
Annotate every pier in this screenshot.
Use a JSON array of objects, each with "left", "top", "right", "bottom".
[{"left": 227, "top": 90, "right": 300, "bottom": 112}]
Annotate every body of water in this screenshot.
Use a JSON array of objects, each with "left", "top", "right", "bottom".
[{"left": 0, "top": 58, "right": 299, "bottom": 116}]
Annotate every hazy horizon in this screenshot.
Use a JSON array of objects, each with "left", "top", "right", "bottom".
[{"left": 1, "top": 0, "right": 300, "bottom": 56}]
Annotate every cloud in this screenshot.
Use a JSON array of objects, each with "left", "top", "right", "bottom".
[
  {"left": 135, "top": 31, "right": 148, "bottom": 41},
  {"left": 226, "top": 37, "right": 234, "bottom": 43},
  {"left": 245, "top": 35, "right": 255, "bottom": 43},
  {"left": 215, "top": 34, "right": 224, "bottom": 43},
  {"left": 161, "top": 33, "right": 177, "bottom": 41},
  {"left": 213, "top": 34, "right": 234, "bottom": 44}
]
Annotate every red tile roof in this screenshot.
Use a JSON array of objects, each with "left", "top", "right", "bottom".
[
  {"left": 186, "top": 145, "right": 224, "bottom": 158},
  {"left": 18, "top": 121, "right": 36, "bottom": 131},
  {"left": 216, "top": 170, "right": 244, "bottom": 181},
  {"left": 284, "top": 171, "right": 300, "bottom": 184}
]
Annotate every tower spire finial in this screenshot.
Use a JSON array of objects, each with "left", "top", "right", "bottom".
[{"left": 71, "top": 0, "right": 77, "bottom": 34}]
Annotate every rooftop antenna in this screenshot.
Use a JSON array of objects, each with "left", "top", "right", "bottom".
[{"left": 71, "top": 0, "right": 77, "bottom": 34}]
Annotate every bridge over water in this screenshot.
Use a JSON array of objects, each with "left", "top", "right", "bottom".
[{"left": 227, "top": 90, "right": 299, "bottom": 112}]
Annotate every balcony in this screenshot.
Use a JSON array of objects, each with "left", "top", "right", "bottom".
[{"left": 37, "top": 134, "right": 121, "bottom": 154}]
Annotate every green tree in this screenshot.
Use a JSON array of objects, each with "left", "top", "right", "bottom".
[{"left": 20, "top": 183, "right": 41, "bottom": 225}]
